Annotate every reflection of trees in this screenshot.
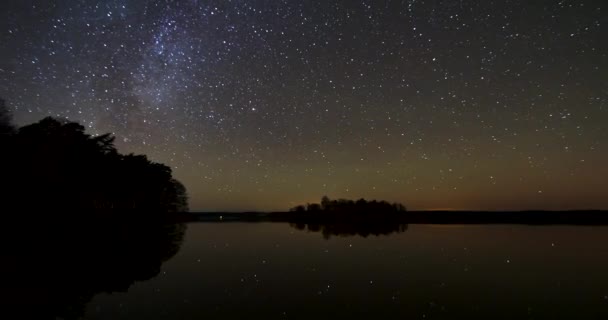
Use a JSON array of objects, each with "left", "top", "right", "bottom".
[
  {"left": 0, "top": 214, "right": 186, "bottom": 320},
  {"left": 287, "top": 196, "right": 408, "bottom": 239},
  {"left": 288, "top": 214, "right": 408, "bottom": 239},
  {"left": 290, "top": 221, "right": 408, "bottom": 239}
]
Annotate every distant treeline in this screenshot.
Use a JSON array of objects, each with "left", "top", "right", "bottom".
[
  {"left": 0, "top": 98, "right": 188, "bottom": 212},
  {"left": 290, "top": 196, "right": 407, "bottom": 214}
]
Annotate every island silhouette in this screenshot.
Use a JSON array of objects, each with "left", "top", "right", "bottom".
[
  {"left": 179, "top": 195, "right": 608, "bottom": 240},
  {"left": 286, "top": 196, "right": 408, "bottom": 238}
]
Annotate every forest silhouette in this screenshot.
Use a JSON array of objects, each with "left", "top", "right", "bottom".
[
  {"left": 0, "top": 99, "right": 189, "bottom": 318},
  {"left": 0, "top": 98, "right": 188, "bottom": 212}
]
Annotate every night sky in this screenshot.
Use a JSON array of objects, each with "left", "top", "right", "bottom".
[{"left": 1, "top": 1, "right": 607, "bottom": 211}]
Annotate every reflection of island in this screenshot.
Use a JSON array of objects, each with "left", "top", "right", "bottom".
[
  {"left": 287, "top": 196, "right": 409, "bottom": 239},
  {"left": 1, "top": 214, "right": 186, "bottom": 320},
  {"left": 290, "top": 220, "right": 408, "bottom": 239}
]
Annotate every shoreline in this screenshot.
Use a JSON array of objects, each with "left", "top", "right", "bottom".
[{"left": 176, "top": 210, "right": 608, "bottom": 225}]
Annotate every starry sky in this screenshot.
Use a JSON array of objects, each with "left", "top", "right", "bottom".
[{"left": 1, "top": 0, "right": 607, "bottom": 211}]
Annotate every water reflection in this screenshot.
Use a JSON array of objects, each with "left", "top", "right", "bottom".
[
  {"left": 1, "top": 215, "right": 186, "bottom": 320},
  {"left": 289, "top": 221, "right": 408, "bottom": 239},
  {"left": 86, "top": 223, "right": 608, "bottom": 319}
]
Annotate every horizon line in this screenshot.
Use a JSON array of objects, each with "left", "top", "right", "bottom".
[{"left": 186, "top": 209, "right": 608, "bottom": 214}]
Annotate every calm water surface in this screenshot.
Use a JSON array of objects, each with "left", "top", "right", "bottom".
[{"left": 87, "top": 223, "right": 608, "bottom": 319}]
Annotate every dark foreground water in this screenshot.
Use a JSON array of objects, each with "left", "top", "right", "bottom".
[{"left": 82, "top": 223, "right": 608, "bottom": 319}]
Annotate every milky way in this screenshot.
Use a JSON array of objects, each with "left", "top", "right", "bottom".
[{"left": 1, "top": 1, "right": 607, "bottom": 211}]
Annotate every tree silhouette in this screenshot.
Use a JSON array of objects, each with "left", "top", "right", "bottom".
[
  {"left": 3, "top": 116, "right": 189, "bottom": 213},
  {"left": 167, "top": 178, "right": 189, "bottom": 212},
  {"left": 287, "top": 196, "right": 408, "bottom": 239},
  {"left": 0, "top": 98, "right": 15, "bottom": 136},
  {"left": 290, "top": 196, "right": 407, "bottom": 214},
  {"left": 321, "top": 195, "right": 331, "bottom": 210}
]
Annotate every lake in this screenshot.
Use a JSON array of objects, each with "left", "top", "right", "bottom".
[{"left": 84, "top": 222, "right": 608, "bottom": 319}]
